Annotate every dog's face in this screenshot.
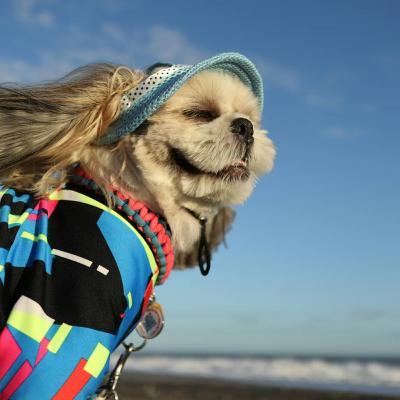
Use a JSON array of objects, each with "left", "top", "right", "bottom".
[
  {"left": 113, "top": 69, "right": 276, "bottom": 263},
  {"left": 0, "top": 61, "right": 275, "bottom": 268},
  {"left": 127, "top": 70, "right": 275, "bottom": 209}
]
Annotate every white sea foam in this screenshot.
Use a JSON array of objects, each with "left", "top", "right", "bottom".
[{"left": 116, "top": 355, "right": 400, "bottom": 393}]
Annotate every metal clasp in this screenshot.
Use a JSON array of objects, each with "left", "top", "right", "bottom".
[{"left": 91, "top": 340, "right": 146, "bottom": 400}]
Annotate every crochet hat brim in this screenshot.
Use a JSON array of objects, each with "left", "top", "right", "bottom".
[{"left": 98, "top": 52, "right": 263, "bottom": 145}]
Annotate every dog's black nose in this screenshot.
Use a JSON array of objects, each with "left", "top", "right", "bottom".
[{"left": 231, "top": 118, "right": 254, "bottom": 144}]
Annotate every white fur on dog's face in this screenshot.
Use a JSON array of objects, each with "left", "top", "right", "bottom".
[{"left": 129, "top": 70, "right": 275, "bottom": 210}]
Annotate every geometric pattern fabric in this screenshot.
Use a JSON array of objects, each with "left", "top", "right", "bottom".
[{"left": 0, "top": 182, "right": 164, "bottom": 399}]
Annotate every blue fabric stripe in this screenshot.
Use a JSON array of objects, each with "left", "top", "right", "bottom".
[
  {"left": 0, "top": 204, "right": 11, "bottom": 224},
  {"left": 14, "top": 326, "right": 114, "bottom": 400},
  {"left": 97, "top": 211, "right": 153, "bottom": 347},
  {"left": 1, "top": 188, "right": 31, "bottom": 204}
]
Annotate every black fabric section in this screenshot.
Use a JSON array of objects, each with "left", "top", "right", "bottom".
[
  {"left": 0, "top": 190, "right": 128, "bottom": 334},
  {"left": 0, "top": 183, "right": 158, "bottom": 335},
  {"left": 0, "top": 223, "right": 20, "bottom": 250},
  {"left": 0, "top": 222, "right": 8, "bottom": 249},
  {"left": 69, "top": 180, "right": 172, "bottom": 236},
  {"left": 0, "top": 192, "right": 37, "bottom": 216},
  {"left": 0, "top": 191, "right": 38, "bottom": 250},
  {"left": 66, "top": 182, "right": 152, "bottom": 245},
  {"left": 0, "top": 262, "right": 35, "bottom": 330},
  {"left": 45, "top": 199, "right": 127, "bottom": 333},
  {"left": 0, "top": 279, "right": 7, "bottom": 329},
  {"left": 0, "top": 260, "right": 124, "bottom": 334}
]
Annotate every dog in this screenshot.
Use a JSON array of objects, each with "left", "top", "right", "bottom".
[{"left": 0, "top": 53, "right": 275, "bottom": 398}]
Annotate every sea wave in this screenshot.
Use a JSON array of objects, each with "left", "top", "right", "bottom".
[{"left": 118, "top": 355, "right": 400, "bottom": 392}]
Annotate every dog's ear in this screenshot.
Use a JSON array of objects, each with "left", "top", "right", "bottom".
[
  {"left": 174, "top": 206, "right": 236, "bottom": 269},
  {"left": 0, "top": 63, "right": 144, "bottom": 195}
]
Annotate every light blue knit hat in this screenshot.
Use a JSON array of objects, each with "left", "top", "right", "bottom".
[{"left": 98, "top": 52, "right": 263, "bottom": 145}]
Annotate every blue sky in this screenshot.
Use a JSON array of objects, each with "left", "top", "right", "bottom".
[{"left": 1, "top": 0, "right": 399, "bottom": 356}]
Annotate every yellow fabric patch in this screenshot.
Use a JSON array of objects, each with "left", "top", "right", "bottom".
[
  {"left": 8, "top": 310, "right": 53, "bottom": 342},
  {"left": 47, "top": 323, "right": 72, "bottom": 353},
  {"left": 8, "top": 211, "right": 29, "bottom": 226},
  {"left": 84, "top": 343, "right": 110, "bottom": 378},
  {"left": 127, "top": 292, "right": 133, "bottom": 309},
  {"left": 21, "top": 231, "right": 48, "bottom": 243}
]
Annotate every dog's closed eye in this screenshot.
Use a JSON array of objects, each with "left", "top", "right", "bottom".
[{"left": 182, "top": 109, "right": 218, "bottom": 123}]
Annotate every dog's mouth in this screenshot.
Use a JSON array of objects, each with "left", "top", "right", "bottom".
[{"left": 170, "top": 147, "right": 250, "bottom": 181}]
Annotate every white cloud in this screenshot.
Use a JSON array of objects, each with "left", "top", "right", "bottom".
[
  {"left": 256, "top": 59, "right": 351, "bottom": 116},
  {"left": 305, "top": 92, "right": 343, "bottom": 110},
  {"left": 0, "top": 46, "right": 136, "bottom": 83},
  {"left": 256, "top": 59, "right": 301, "bottom": 92},
  {"left": 0, "top": 20, "right": 366, "bottom": 142},
  {"left": 101, "top": 23, "right": 127, "bottom": 43},
  {"left": 0, "top": 59, "right": 33, "bottom": 82},
  {"left": 95, "top": 0, "right": 125, "bottom": 12},
  {"left": 145, "top": 26, "right": 208, "bottom": 64},
  {"left": 348, "top": 308, "right": 396, "bottom": 323},
  {"left": 323, "top": 127, "right": 360, "bottom": 139},
  {"left": 0, "top": 56, "right": 74, "bottom": 83},
  {"left": 12, "top": 0, "right": 55, "bottom": 28}
]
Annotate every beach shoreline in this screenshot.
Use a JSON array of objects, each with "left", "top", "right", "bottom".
[{"left": 117, "top": 372, "right": 400, "bottom": 400}]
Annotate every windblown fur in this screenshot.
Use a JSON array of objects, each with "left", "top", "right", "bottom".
[
  {"left": 0, "top": 64, "right": 144, "bottom": 193},
  {"left": 0, "top": 63, "right": 275, "bottom": 268}
]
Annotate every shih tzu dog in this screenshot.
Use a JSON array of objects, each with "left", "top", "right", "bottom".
[{"left": 0, "top": 53, "right": 275, "bottom": 398}]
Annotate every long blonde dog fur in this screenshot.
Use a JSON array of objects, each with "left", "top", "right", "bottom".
[{"left": 0, "top": 63, "right": 275, "bottom": 268}]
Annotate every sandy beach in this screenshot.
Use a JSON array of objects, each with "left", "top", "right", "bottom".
[{"left": 116, "top": 373, "right": 400, "bottom": 400}]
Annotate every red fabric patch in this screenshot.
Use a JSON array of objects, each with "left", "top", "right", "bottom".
[
  {"left": 0, "top": 327, "right": 21, "bottom": 381},
  {"left": 52, "top": 358, "right": 91, "bottom": 400},
  {"left": 34, "top": 337, "right": 49, "bottom": 366},
  {"left": 0, "top": 361, "right": 32, "bottom": 399},
  {"left": 141, "top": 280, "right": 154, "bottom": 317}
]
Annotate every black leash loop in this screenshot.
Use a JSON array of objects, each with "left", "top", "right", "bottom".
[
  {"left": 184, "top": 208, "right": 212, "bottom": 276},
  {"left": 198, "top": 216, "right": 211, "bottom": 276}
]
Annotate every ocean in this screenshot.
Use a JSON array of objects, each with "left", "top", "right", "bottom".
[{"left": 113, "top": 353, "right": 400, "bottom": 397}]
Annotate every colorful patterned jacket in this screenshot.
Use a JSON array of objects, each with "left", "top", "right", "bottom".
[{"left": 0, "top": 181, "right": 173, "bottom": 399}]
